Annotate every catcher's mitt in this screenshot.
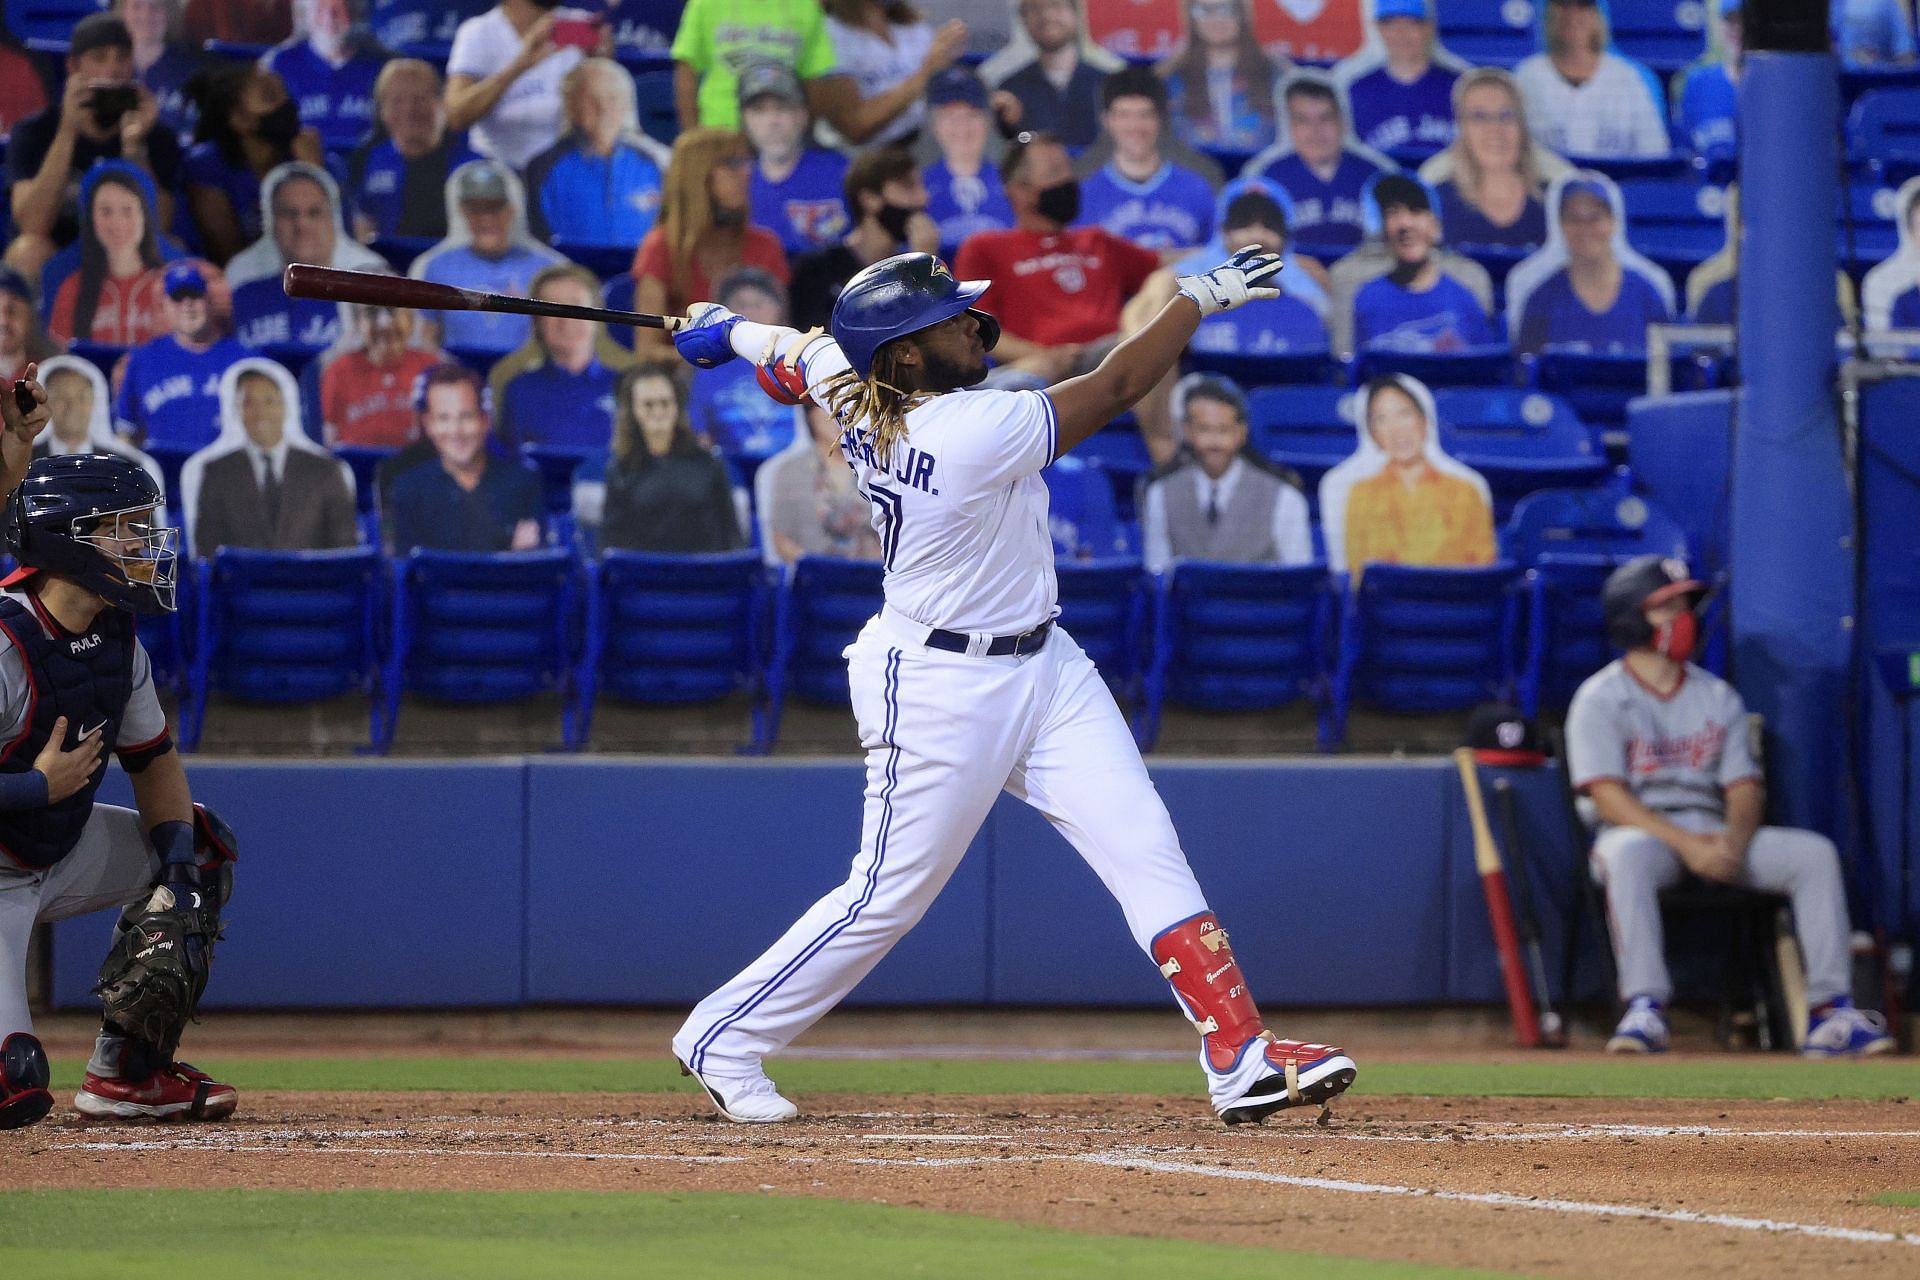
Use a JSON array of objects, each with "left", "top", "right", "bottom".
[{"left": 95, "top": 885, "right": 222, "bottom": 1055}]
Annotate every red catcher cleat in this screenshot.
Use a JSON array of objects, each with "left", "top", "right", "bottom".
[{"left": 73, "top": 1062, "right": 238, "bottom": 1122}]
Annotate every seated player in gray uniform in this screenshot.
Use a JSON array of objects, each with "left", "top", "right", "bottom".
[
  {"left": 1566, "top": 555, "right": 1894, "bottom": 1058},
  {"left": 0, "top": 452, "right": 240, "bottom": 1129},
  {"left": 1140, "top": 374, "right": 1313, "bottom": 573}
]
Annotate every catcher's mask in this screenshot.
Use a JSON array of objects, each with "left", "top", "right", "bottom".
[{"left": 2, "top": 454, "right": 178, "bottom": 615}]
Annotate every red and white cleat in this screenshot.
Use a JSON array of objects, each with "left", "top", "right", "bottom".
[
  {"left": 73, "top": 1062, "right": 238, "bottom": 1122},
  {"left": 1152, "top": 912, "right": 1359, "bottom": 1125},
  {"left": 1208, "top": 1032, "right": 1357, "bottom": 1125}
]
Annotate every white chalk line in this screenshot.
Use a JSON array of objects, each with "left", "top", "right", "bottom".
[
  {"left": 1074, "top": 1154, "right": 1917, "bottom": 1249},
  {"left": 1320, "top": 1123, "right": 1920, "bottom": 1144},
  {"left": 44, "top": 1135, "right": 1917, "bottom": 1249}
]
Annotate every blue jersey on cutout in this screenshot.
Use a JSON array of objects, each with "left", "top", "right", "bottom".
[
  {"left": 1077, "top": 161, "right": 1216, "bottom": 250},
  {"left": 351, "top": 134, "right": 482, "bottom": 239},
  {"left": 1353, "top": 274, "right": 1494, "bottom": 352},
  {"left": 924, "top": 158, "right": 1013, "bottom": 254},
  {"left": 417, "top": 244, "right": 564, "bottom": 352},
  {"left": 1517, "top": 269, "right": 1671, "bottom": 355},
  {"left": 1248, "top": 150, "right": 1386, "bottom": 251},
  {"left": 262, "top": 40, "right": 385, "bottom": 151},
  {"left": 1189, "top": 295, "right": 1329, "bottom": 355},
  {"left": 501, "top": 359, "right": 620, "bottom": 449},
  {"left": 525, "top": 139, "right": 665, "bottom": 245},
  {"left": 116, "top": 335, "right": 250, "bottom": 449},
  {"left": 1346, "top": 65, "right": 1457, "bottom": 159},
  {"left": 232, "top": 278, "right": 342, "bottom": 353},
  {"left": 688, "top": 362, "right": 798, "bottom": 460},
  {"left": 751, "top": 149, "right": 850, "bottom": 256}
]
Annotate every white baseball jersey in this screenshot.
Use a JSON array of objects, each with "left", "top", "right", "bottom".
[
  {"left": 1512, "top": 54, "right": 1671, "bottom": 160},
  {"left": 1566, "top": 659, "right": 1761, "bottom": 820},
  {"left": 794, "top": 338, "right": 1060, "bottom": 636}
]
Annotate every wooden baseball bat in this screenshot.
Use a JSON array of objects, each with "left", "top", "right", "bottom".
[
  {"left": 281, "top": 263, "right": 686, "bottom": 330},
  {"left": 1454, "top": 748, "right": 1542, "bottom": 1048}
]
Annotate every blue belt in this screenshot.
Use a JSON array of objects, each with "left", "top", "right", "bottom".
[{"left": 923, "top": 620, "right": 1052, "bottom": 656}]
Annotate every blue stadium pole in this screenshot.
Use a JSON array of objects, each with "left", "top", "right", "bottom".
[{"left": 1732, "top": 6, "right": 1852, "bottom": 839}]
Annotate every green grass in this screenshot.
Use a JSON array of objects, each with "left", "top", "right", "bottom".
[
  {"left": 1874, "top": 1191, "right": 1920, "bottom": 1208},
  {"left": 42, "top": 1055, "right": 1920, "bottom": 1100},
  {"left": 0, "top": 1190, "right": 1502, "bottom": 1279}
]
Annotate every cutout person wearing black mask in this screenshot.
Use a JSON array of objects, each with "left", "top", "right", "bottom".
[{"left": 789, "top": 146, "right": 940, "bottom": 330}]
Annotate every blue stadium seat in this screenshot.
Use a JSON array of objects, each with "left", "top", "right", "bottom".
[
  {"left": 1527, "top": 350, "right": 1652, "bottom": 429},
  {"left": 1055, "top": 557, "right": 1146, "bottom": 698},
  {"left": 1848, "top": 88, "right": 1920, "bottom": 181},
  {"left": 1432, "top": 388, "right": 1608, "bottom": 520},
  {"left": 1247, "top": 384, "right": 1356, "bottom": 507},
  {"left": 444, "top": 345, "right": 502, "bottom": 379},
  {"left": 7, "top": 0, "right": 104, "bottom": 46},
  {"left": 1045, "top": 454, "right": 1135, "bottom": 560},
  {"left": 1606, "top": 0, "right": 1705, "bottom": 76},
  {"left": 369, "top": 236, "right": 437, "bottom": 274},
  {"left": 379, "top": 548, "right": 580, "bottom": 751},
  {"left": 141, "top": 440, "right": 196, "bottom": 518},
  {"left": 137, "top": 588, "right": 187, "bottom": 701},
  {"left": 1070, "top": 422, "right": 1153, "bottom": 522},
  {"left": 763, "top": 555, "right": 883, "bottom": 745},
  {"left": 334, "top": 445, "right": 395, "bottom": 516},
  {"left": 1560, "top": 154, "right": 1689, "bottom": 182},
  {"left": 1841, "top": 64, "right": 1920, "bottom": 116},
  {"left": 1457, "top": 243, "right": 1531, "bottom": 300},
  {"left": 185, "top": 547, "right": 382, "bottom": 751},
  {"left": 1519, "top": 552, "right": 1622, "bottom": 714},
  {"left": 1353, "top": 345, "right": 1516, "bottom": 390},
  {"left": 1841, "top": 181, "right": 1901, "bottom": 276},
  {"left": 1502, "top": 486, "right": 1689, "bottom": 712},
  {"left": 602, "top": 274, "right": 638, "bottom": 349},
  {"left": 1436, "top": 0, "right": 1534, "bottom": 67},
  {"left": 1182, "top": 348, "right": 1341, "bottom": 388},
  {"left": 1326, "top": 562, "right": 1522, "bottom": 747},
  {"left": 551, "top": 240, "right": 639, "bottom": 279},
  {"left": 632, "top": 68, "right": 678, "bottom": 149},
  {"left": 1624, "top": 389, "right": 1733, "bottom": 574},
  {"left": 1502, "top": 484, "right": 1690, "bottom": 566},
  {"left": 1134, "top": 562, "right": 1328, "bottom": 751},
  {"left": 1619, "top": 176, "right": 1730, "bottom": 287},
  {"left": 522, "top": 444, "right": 600, "bottom": 516},
  {"left": 576, "top": 549, "right": 768, "bottom": 750},
  {"left": 64, "top": 340, "right": 127, "bottom": 377}
]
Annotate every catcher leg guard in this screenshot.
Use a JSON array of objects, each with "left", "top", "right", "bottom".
[
  {"left": 0, "top": 1032, "right": 53, "bottom": 1130},
  {"left": 74, "top": 1060, "right": 237, "bottom": 1122},
  {"left": 1152, "top": 912, "right": 1357, "bottom": 1125}
]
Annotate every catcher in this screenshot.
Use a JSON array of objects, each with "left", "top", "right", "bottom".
[{"left": 0, "top": 440, "right": 237, "bottom": 1128}]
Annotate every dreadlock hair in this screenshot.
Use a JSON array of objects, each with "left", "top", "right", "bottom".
[{"left": 815, "top": 341, "right": 928, "bottom": 470}]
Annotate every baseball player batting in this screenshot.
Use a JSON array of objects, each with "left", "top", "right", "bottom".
[{"left": 666, "top": 246, "right": 1357, "bottom": 1125}]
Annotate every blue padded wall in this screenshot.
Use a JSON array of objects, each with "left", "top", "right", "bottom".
[
  {"left": 524, "top": 759, "right": 992, "bottom": 1004},
  {"left": 47, "top": 757, "right": 1595, "bottom": 1011},
  {"left": 989, "top": 762, "right": 1460, "bottom": 1006},
  {"left": 54, "top": 762, "right": 528, "bottom": 1008}
]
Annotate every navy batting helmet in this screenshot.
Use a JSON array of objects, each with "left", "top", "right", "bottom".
[
  {"left": 1602, "top": 554, "right": 1705, "bottom": 650},
  {"left": 829, "top": 252, "right": 1001, "bottom": 380},
  {"left": 2, "top": 454, "right": 178, "bottom": 615}
]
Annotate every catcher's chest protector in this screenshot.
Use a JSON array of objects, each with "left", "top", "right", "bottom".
[{"left": 0, "top": 596, "right": 134, "bottom": 870}]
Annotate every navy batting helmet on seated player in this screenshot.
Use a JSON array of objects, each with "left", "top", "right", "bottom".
[
  {"left": 1601, "top": 554, "right": 1706, "bottom": 651},
  {"left": 2, "top": 454, "right": 178, "bottom": 615},
  {"left": 829, "top": 252, "right": 1002, "bottom": 380}
]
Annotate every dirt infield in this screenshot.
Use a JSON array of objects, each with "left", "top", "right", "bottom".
[{"left": 11, "top": 1090, "right": 1917, "bottom": 1278}]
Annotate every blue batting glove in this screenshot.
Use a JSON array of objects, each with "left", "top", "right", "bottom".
[{"left": 672, "top": 303, "right": 742, "bottom": 369}]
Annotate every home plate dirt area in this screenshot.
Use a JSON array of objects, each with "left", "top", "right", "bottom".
[{"left": 13, "top": 1091, "right": 1918, "bottom": 1278}]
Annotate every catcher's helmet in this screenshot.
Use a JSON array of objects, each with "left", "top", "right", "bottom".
[
  {"left": 1602, "top": 554, "right": 1705, "bottom": 650},
  {"left": 829, "top": 252, "right": 1001, "bottom": 380},
  {"left": 2, "top": 454, "right": 178, "bottom": 615}
]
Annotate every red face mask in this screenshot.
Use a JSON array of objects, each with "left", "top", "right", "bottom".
[{"left": 1651, "top": 609, "right": 1697, "bottom": 662}]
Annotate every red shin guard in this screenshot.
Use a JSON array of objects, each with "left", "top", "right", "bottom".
[{"left": 1151, "top": 913, "right": 1266, "bottom": 1070}]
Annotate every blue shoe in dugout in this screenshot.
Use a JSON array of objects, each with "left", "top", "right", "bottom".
[
  {"left": 1801, "top": 998, "right": 1896, "bottom": 1058},
  {"left": 1606, "top": 997, "right": 1670, "bottom": 1054}
]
